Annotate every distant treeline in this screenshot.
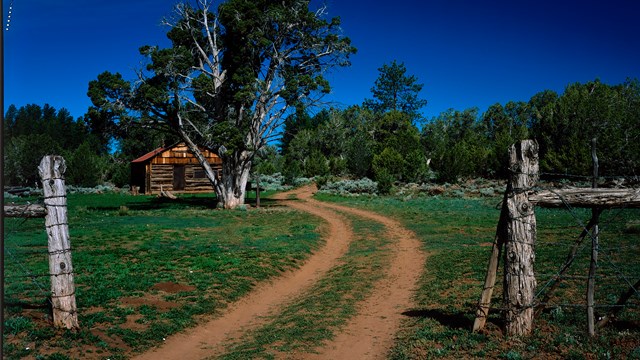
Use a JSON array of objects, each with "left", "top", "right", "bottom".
[
  {"left": 4, "top": 78, "right": 640, "bottom": 190},
  {"left": 272, "top": 78, "right": 640, "bottom": 189}
]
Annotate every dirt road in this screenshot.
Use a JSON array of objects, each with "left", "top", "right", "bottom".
[{"left": 134, "top": 185, "right": 425, "bottom": 360}]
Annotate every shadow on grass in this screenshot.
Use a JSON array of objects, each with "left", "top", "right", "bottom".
[
  {"left": 125, "top": 195, "right": 287, "bottom": 211},
  {"left": 402, "top": 309, "right": 504, "bottom": 331},
  {"left": 126, "top": 196, "right": 219, "bottom": 211},
  {"left": 402, "top": 309, "right": 503, "bottom": 331},
  {"left": 79, "top": 193, "right": 290, "bottom": 212}
]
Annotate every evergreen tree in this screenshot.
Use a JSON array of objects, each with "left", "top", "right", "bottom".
[{"left": 364, "top": 60, "right": 427, "bottom": 122}]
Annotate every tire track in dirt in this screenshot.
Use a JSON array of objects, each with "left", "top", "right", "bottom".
[
  {"left": 302, "top": 202, "right": 426, "bottom": 360},
  {"left": 135, "top": 185, "right": 425, "bottom": 360},
  {"left": 133, "top": 185, "right": 353, "bottom": 360}
]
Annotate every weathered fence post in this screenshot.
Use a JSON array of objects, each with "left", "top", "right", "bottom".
[
  {"left": 587, "top": 138, "right": 601, "bottom": 336},
  {"left": 503, "top": 140, "right": 539, "bottom": 336},
  {"left": 38, "top": 156, "right": 79, "bottom": 330}
]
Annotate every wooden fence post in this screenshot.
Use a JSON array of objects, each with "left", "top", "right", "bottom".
[
  {"left": 587, "top": 138, "right": 601, "bottom": 336},
  {"left": 472, "top": 191, "right": 508, "bottom": 332},
  {"left": 503, "top": 140, "right": 539, "bottom": 336},
  {"left": 38, "top": 156, "right": 79, "bottom": 330}
]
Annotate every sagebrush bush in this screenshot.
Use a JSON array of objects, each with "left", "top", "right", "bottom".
[
  {"left": 319, "top": 177, "right": 378, "bottom": 195},
  {"left": 251, "top": 173, "right": 291, "bottom": 191}
]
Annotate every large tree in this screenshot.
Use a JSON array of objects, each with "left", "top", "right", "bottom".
[
  {"left": 363, "top": 60, "right": 427, "bottom": 121},
  {"left": 88, "top": 0, "right": 355, "bottom": 208}
]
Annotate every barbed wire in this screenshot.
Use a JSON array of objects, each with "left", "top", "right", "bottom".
[{"left": 477, "top": 164, "right": 640, "bottom": 324}]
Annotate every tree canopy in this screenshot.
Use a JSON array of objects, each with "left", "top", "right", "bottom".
[
  {"left": 364, "top": 60, "right": 427, "bottom": 122},
  {"left": 3, "top": 104, "right": 105, "bottom": 187},
  {"left": 88, "top": 0, "right": 356, "bottom": 208}
]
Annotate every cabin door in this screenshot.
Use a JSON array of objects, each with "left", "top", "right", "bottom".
[{"left": 173, "top": 165, "right": 186, "bottom": 191}]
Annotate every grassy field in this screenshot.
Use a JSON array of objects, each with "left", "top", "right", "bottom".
[
  {"left": 315, "top": 193, "right": 640, "bottom": 359},
  {"left": 3, "top": 190, "right": 640, "bottom": 359},
  {"left": 3, "top": 192, "right": 323, "bottom": 359}
]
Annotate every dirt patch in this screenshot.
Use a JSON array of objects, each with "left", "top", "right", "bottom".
[
  {"left": 121, "top": 295, "right": 179, "bottom": 312},
  {"left": 122, "top": 314, "right": 147, "bottom": 331},
  {"left": 152, "top": 281, "right": 196, "bottom": 294}
]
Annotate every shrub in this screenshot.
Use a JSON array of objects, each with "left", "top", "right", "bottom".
[
  {"left": 304, "top": 150, "right": 330, "bottom": 177},
  {"left": 328, "top": 156, "right": 348, "bottom": 176},
  {"left": 250, "top": 173, "right": 291, "bottom": 192},
  {"left": 293, "top": 177, "right": 312, "bottom": 187},
  {"left": 479, "top": 187, "right": 496, "bottom": 197},
  {"left": 375, "top": 170, "right": 395, "bottom": 195},
  {"left": 318, "top": 178, "right": 378, "bottom": 195},
  {"left": 65, "top": 141, "right": 105, "bottom": 187},
  {"left": 372, "top": 147, "right": 403, "bottom": 181}
]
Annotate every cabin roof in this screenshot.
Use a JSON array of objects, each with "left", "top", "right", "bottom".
[
  {"left": 131, "top": 144, "right": 174, "bottom": 164},
  {"left": 131, "top": 142, "right": 219, "bottom": 164}
]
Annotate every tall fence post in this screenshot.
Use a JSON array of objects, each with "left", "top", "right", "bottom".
[
  {"left": 503, "top": 140, "right": 539, "bottom": 336},
  {"left": 587, "top": 137, "right": 600, "bottom": 336},
  {"left": 38, "top": 156, "right": 79, "bottom": 330}
]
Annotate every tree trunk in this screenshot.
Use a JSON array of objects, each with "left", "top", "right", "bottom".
[
  {"left": 218, "top": 151, "right": 252, "bottom": 209},
  {"left": 176, "top": 128, "right": 251, "bottom": 209},
  {"left": 38, "top": 156, "right": 79, "bottom": 330},
  {"left": 503, "top": 140, "right": 539, "bottom": 336}
]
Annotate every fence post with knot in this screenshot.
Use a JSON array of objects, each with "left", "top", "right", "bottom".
[
  {"left": 38, "top": 156, "right": 79, "bottom": 330},
  {"left": 503, "top": 140, "right": 539, "bottom": 336},
  {"left": 473, "top": 140, "right": 539, "bottom": 336}
]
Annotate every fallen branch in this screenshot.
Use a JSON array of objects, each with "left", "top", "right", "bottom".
[
  {"left": 530, "top": 188, "right": 640, "bottom": 208},
  {"left": 4, "top": 204, "right": 47, "bottom": 218}
]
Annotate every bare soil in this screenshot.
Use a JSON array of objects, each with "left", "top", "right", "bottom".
[{"left": 134, "top": 185, "right": 425, "bottom": 359}]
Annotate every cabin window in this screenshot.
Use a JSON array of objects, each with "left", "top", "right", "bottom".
[{"left": 193, "top": 168, "right": 207, "bottom": 179}]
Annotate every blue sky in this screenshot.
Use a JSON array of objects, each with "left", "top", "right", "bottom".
[{"left": 4, "top": 0, "right": 640, "bottom": 122}]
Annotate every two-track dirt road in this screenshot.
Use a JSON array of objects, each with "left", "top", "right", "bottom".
[{"left": 134, "top": 185, "right": 425, "bottom": 360}]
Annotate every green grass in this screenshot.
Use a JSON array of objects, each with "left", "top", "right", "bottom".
[
  {"left": 217, "top": 215, "right": 390, "bottom": 359},
  {"left": 5, "top": 190, "right": 639, "bottom": 359},
  {"left": 315, "top": 193, "right": 640, "bottom": 359},
  {"left": 3, "top": 192, "right": 322, "bottom": 359}
]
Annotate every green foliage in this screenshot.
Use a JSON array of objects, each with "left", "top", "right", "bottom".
[
  {"left": 363, "top": 60, "right": 428, "bottom": 121},
  {"left": 318, "top": 177, "right": 379, "bottom": 195},
  {"left": 3, "top": 104, "right": 100, "bottom": 187},
  {"left": 375, "top": 169, "right": 395, "bottom": 195},
  {"left": 481, "top": 102, "right": 530, "bottom": 178},
  {"left": 372, "top": 111, "right": 429, "bottom": 183},
  {"left": 253, "top": 145, "right": 284, "bottom": 175},
  {"left": 3, "top": 316, "right": 34, "bottom": 335},
  {"left": 372, "top": 147, "right": 404, "bottom": 182},
  {"left": 346, "top": 130, "right": 374, "bottom": 178},
  {"left": 304, "top": 149, "right": 330, "bottom": 177},
  {"left": 65, "top": 141, "right": 106, "bottom": 187},
  {"left": 106, "top": 156, "right": 132, "bottom": 188},
  {"left": 417, "top": 79, "right": 640, "bottom": 182},
  {"left": 4, "top": 133, "right": 62, "bottom": 186},
  {"left": 422, "top": 108, "right": 489, "bottom": 182},
  {"left": 532, "top": 79, "right": 640, "bottom": 176}
]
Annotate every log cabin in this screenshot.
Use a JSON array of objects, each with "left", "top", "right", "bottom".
[{"left": 130, "top": 143, "right": 222, "bottom": 195}]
